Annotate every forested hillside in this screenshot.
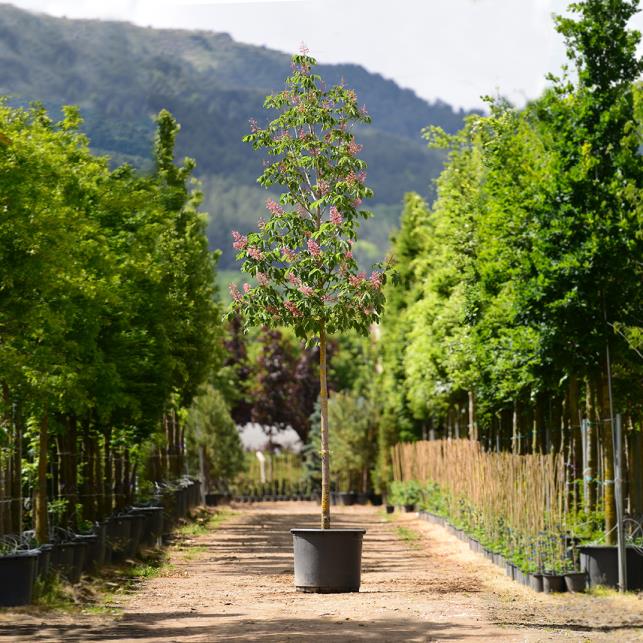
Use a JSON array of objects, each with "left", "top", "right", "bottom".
[{"left": 0, "top": 3, "right": 478, "bottom": 268}]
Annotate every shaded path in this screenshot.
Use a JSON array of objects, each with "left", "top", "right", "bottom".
[{"left": 2, "top": 503, "right": 643, "bottom": 641}]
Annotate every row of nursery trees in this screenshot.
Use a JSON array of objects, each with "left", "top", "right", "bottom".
[
  {"left": 0, "top": 101, "right": 229, "bottom": 542},
  {"left": 377, "top": 0, "right": 643, "bottom": 542}
]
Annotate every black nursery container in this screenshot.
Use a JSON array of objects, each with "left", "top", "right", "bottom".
[
  {"left": 36, "top": 543, "right": 53, "bottom": 579},
  {"left": 132, "top": 506, "right": 164, "bottom": 546},
  {"left": 0, "top": 550, "right": 39, "bottom": 606},
  {"left": 580, "top": 545, "right": 643, "bottom": 590},
  {"left": 74, "top": 534, "right": 101, "bottom": 572},
  {"left": 106, "top": 515, "right": 132, "bottom": 562},
  {"left": 50, "top": 542, "right": 76, "bottom": 578},
  {"left": 291, "top": 528, "right": 365, "bottom": 593}
]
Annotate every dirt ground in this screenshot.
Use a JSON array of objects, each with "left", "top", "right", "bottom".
[{"left": 1, "top": 502, "right": 642, "bottom": 642}]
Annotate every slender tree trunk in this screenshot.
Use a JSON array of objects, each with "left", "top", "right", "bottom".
[
  {"left": 35, "top": 412, "right": 49, "bottom": 544},
  {"left": 599, "top": 372, "right": 616, "bottom": 545},
  {"left": 585, "top": 378, "right": 597, "bottom": 511},
  {"left": 533, "top": 395, "right": 544, "bottom": 453},
  {"left": 319, "top": 325, "right": 330, "bottom": 529},
  {"left": 568, "top": 375, "right": 582, "bottom": 501},
  {"left": 468, "top": 390, "right": 477, "bottom": 441},
  {"left": 103, "top": 427, "right": 113, "bottom": 516},
  {"left": 12, "top": 398, "right": 22, "bottom": 535}
]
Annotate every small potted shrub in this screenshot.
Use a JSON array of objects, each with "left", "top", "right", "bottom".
[{"left": 231, "top": 46, "right": 387, "bottom": 593}]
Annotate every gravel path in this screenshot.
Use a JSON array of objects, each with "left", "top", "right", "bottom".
[{"left": 1, "top": 502, "right": 642, "bottom": 642}]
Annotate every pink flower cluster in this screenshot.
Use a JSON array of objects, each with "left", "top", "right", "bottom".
[
  {"left": 329, "top": 206, "right": 343, "bottom": 225},
  {"left": 307, "top": 238, "right": 321, "bottom": 257},
  {"left": 349, "top": 272, "right": 367, "bottom": 287},
  {"left": 256, "top": 272, "right": 270, "bottom": 287},
  {"left": 243, "top": 283, "right": 251, "bottom": 294},
  {"left": 266, "top": 199, "right": 284, "bottom": 217},
  {"left": 228, "top": 283, "right": 242, "bottom": 301},
  {"left": 347, "top": 138, "right": 362, "bottom": 155},
  {"left": 284, "top": 300, "right": 303, "bottom": 317},
  {"left": 287, "top": 272, "right": 314, "bottom": 297},
  {"left": 346, "top": 171, "right": 366, "bottom": 185},
  {"left": 370, "top": 271, "right": 382, "bottom": 289},
  {"left": 249, "top": 118, "right": 258, "bottom": 133},
  {"left": 345, "top": 238, "right": 354, "bottom": 260},
  {"left": 317, "top": 179, "right": 329, "bottom": 195},
  {"left": 346, "top": 89, "right": 357, "bottom": 103},
  {"left": 282, "top": 247, "right": 297, "bottom": 262},
  {"left": 247, "top": 246, "right": 264, "bottom": 261},
  {"left": 352, "top": 197, "right": 362, "bottom": 208},
  {"left": 232, "top": 230, "right": 248, "bottom": 251}
]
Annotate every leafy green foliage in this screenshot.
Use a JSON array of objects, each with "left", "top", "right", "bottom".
[{"left": 230, "top": 51, "right": 387, "bottom": 339}]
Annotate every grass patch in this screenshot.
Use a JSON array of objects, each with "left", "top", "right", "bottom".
[
  {"left": 175, "top": 508, "right": 234, "bottom": 538},
  {"left": 396, "top": 525, "right": 422, "bottom": 549}
]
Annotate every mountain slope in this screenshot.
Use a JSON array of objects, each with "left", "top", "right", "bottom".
[{"left": 0, "top": 3, "right": 479, "bottom": 268}]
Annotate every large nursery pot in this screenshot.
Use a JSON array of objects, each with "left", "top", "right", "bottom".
[
  {"left": 579, "top": 545, "right": 643, "bottom": 590},
  {"left": 337, "top": 492, "right": 355, "bottom": 507},
  {"left": 0, "top": 550, "right": 39, "bottom": 606},
  {"left": 74, "top": 534, "right": 101, "bottom": 572},
  {"left": 564, "top": 571, "right": 587, "bottom": 593},
  {"left": 122, "top": 514, "right": 146, "bottom": 558},
  {"left": 291, "top": 528, "right": 365, "bottom": 593},
  {"left": 106, "top": 515, "right": 132, "bottom": 561},
  {"left": 50, "top": 542, "right": 76, "bottom": 577},
  {"left": 36, "top": 543, "right": 53, "bottom": 579},
  {"left": 542, "top": 573, "right": 566, "bottom": 593},
  {"left": 132, "top": 506, "right": 164, "bottom": 546},
  {"left": 68, "top": 541, "right": 88, "bottom": 584}
]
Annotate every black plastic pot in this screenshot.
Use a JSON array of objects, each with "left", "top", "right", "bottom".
[
  {"left": 205, "top": 492, "right": 223, "bottom": 507},
  {"left": 132, "top": 506, "right": 164, "bottom": 546},
  {"left": 291, "top": 528, "right": 365, "bottom": 593},
  {"left": 337, "top": 492, "right": 355, "bottom": 506},
  {"left": 403, "top": 504, "right": 415, "bottom": 513},
  {"left": 385, "top": 505, "right": 394, "bottom": 514},
  {"left": 50, "top": 542, "right": 76, "bottom": 578},
  {"left": 36, "top": 544, "right": 53, "bottom": 579},
  {"left": 69, "top": 541, "right": 88, "bottom": 584},
  {"left": 529, "top": 573, "right": 543, "bottom": 592},
  {"left": 355, "top": 493, "right": 369, "bottom": 505},
  {"left": 369, "top": 493, "right": 383, "bottom": 506},
  {"left": 74, "top": 534, "right": 100, "bottom": 572},
  {"left": 0, "top": 551, "right": 39, "bottom": 606},
  {"left": 121, "top": 514, "right": 145, "bottom": 558},
  {"left": 107, "top": 515, "right": 132, "bottom": 561},
  {"left": 579, "top": 545, "right": 643, "bottom": 590},
  {"left": 542, "top": 573, "right": 566, "bottom": 593},
  {"left": 564, "top": 571, "right": 587, "bottom": 593},
  {"left": 176, "top": 487, "right": 188, "bottom": 518}
]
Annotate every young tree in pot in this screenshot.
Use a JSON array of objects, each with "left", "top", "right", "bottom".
[{"left": 230, "top": 47, "right": 386, "bottom": 592}]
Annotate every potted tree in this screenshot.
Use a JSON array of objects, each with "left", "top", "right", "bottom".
[{"left": 230, "top": 46, "right": 387, "bottom": 593}]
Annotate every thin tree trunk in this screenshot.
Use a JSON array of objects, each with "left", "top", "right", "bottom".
[
  {"left": 585, "top": 378, "right": 597, "bottom": 511},
  {"left": 103, "top": 427, "right": 113, "bottom": 516},
  {"left": 35, "top": 412, "right": 49, "bottom": 544},
  {"left": 319, "top": 325, "right": 330, "bottom": 529},
  {"left": 468, "top": 390, "right": 477, "bottom": 441},
  {"left": 12, "top": 398, "right": 22, "bottom": 535},
  {"left": 568, "top": 375, "right": 582, "bottom": 504},
  {"left": 599, "top": 372, "right": 616, "bottom": 545}
]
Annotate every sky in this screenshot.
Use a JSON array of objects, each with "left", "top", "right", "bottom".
[{"left": 6, "top": 0, "right": 643, "bottom": 110}]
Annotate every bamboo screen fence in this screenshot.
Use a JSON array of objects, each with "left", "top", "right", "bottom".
[{"left": 392, "top": 439, "right": 567, "bottom": 544}]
